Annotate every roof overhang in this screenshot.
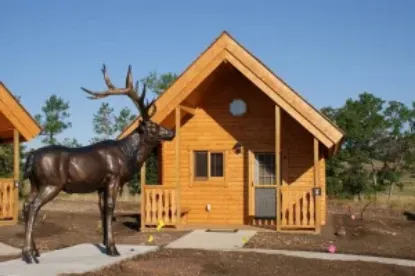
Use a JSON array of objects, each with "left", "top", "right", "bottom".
[{"left": 0, "top": 82, "right": 42, "bottom": 142}]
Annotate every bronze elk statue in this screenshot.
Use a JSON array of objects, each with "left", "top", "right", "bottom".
[{"left": 21, "top": 65, "right": 175, "bottom": 264}]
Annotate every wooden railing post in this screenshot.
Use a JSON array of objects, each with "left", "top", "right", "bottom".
[
  {"left": 275, "top": 105, "right": 281, "bottom": 231},
  {"left": 314, "top": 138, "right": 321, "bottom": 234},
  {"left": 175, "top": 107, "right": 181, "bottom": 227},
  {"left": 140, "top": 161, "right": 146, "bottom": 231},
  {"left": 13, "top": 129, "right": 19, "bottom": 224}
]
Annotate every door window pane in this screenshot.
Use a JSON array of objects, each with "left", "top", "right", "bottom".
[{"left": 256, "top": 153, "right": 276, "bottom": 185}]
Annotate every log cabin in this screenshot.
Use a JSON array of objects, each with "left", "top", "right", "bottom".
[
  {"left": 118, "top": 31, "right": 345, "bottom": 233},
  {"left": 0, "top": 82, "right": 41, "bottom": 226}
]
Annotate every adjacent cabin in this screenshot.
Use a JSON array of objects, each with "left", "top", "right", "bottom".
[
  {"left": 0, "top": 82, "right": 41, "bottom": 226},
  {"left": 118, "top": 31, "right": 345, "bottom": 233}
]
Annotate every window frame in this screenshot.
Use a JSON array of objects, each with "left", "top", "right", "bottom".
[{"left": 191, "top": 149, "right": 226, "bottom": 184}]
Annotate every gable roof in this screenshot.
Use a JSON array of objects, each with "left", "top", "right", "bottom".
[
  {"left": 0, "top": 82, "right": 41, "bottom": 142},
  {"left": 117, "top": 31, "right": 345, "bottom": 151}
]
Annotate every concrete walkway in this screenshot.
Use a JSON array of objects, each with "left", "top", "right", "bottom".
[
  {"left": 0, "top": 243, "right": 158, "bottom": 276},
  {"left": 166, "top": 229, "right": 257, "bottom": 250},
  {"left": 0, "top": 242, "right": 20, "bottom": 256},
  {"left": 223, "top": 248, "right": 415, "bottom": 268},
  {"left": 165, "top": 230, "right": 415, "bottom": 268}
]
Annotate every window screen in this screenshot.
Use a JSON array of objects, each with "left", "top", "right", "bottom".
[{"left": 256, "top": 153, "right": 276, "bottom": 185}]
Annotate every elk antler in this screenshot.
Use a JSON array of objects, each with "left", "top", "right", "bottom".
[{"left": 81, "top": 64, "right": 157, "bottom": 120}]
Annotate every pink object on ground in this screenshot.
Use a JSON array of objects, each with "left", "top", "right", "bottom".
[{"left": 328, "top": 243, "right": 336, "bottom": 253}]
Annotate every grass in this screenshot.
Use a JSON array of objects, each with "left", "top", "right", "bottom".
[
  {"left": 330, "top": 193, "right": 415, "bottom": 216},
  {"left": 56, "top": 192, "right": 140, "bottom": 202}
]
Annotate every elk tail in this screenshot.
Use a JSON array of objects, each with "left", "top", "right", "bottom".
[{"left": 23, "top": 151, "right": 35, "bottom": 180}]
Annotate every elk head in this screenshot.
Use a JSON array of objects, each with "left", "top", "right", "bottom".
[{"left": 81, "top": 64, "right": 175, "bottom": 142}]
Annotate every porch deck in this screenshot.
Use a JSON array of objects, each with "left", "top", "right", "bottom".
[{"left": 139, "top": 184, "right": 319, "bottom": 233}]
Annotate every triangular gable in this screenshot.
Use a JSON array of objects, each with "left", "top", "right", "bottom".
[
  {"left": 117, "top": 31, "right": 345, "bottom": 151},
  {"left": 0, "top": 82, "right": 41, "bottom": 142}
]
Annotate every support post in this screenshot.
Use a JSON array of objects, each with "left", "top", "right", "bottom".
[
  {"left": 275, "top": 105, "right": 281, "bottom": 231},
  {"left": 175, "top": 107, "right": 181, "bottom": 227},
  {"left": 140, "top": 161, "right": 146, "bottom": 231},
  {"left": 314, "top": 138, "right": 321, "bottom": 234},
  {"left": 13, "top": 129, "right": 19, "bottom": 224}
]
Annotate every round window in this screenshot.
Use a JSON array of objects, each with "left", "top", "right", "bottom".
[{"left": 229, "top": 99, "right": 247, "bottom": 116}]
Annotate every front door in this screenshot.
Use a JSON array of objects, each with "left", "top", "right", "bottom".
[{"left": 254, "top": 153, "right": 276, "bottom": 218}]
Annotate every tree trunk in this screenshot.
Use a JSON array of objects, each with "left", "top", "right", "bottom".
[
  {"left": 388, "top": 183, "right": 394, "bottom": 202},
  {"left": 372, "top": 173, "right": 378, "bottom": 206}
]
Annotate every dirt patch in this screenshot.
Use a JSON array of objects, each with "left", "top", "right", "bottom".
[
  {"left": 0, "top": 254, "right": 20, "bottom": 262},
  {"left": 63, "top": 248, "right": 415, "bottom": 276},
  {"left": 0, "top": 209, "right": 188, "bottom": 258},
  {"left": 245, "top": 213, "right": 415, "bottom": 260}
]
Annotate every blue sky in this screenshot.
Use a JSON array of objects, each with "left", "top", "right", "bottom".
[{"left": 1, "top": 0, "right": 414, "bottom": 150}]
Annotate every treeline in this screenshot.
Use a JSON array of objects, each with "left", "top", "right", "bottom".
[
  {"left": 321, "top": 93, "right": 414, "bottom": 200},
  {"left": 0, "top": 71, "right": 413, "bottom": 200}
]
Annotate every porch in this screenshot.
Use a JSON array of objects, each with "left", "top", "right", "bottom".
[
  {"left": 0, "top": 129, "right": 22, "bottom": 226},
  {"left": 139, "top": 184, "right": 320, "bottom": 232}
]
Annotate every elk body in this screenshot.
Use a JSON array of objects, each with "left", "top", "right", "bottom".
[{"left": 21, "top": 65, "right": 175, "bottom": 264}]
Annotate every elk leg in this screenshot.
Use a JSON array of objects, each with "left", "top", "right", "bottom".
[
  {"left": 22, "top": 186, "right": 60, "bottom": 264},
  {"left": 98, "top": 189, "right": 107, "bottom": 246},
  {"left": 104, "top": 180, "right": 120, "bottom": 256},
  {"left": 23, "top": 191, "right": 40, "bottom": 258}
]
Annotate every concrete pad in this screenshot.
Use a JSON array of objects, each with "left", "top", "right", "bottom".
[
  {"left": 166, "top": 229, "right": 257, "bottom": 250},
  {"left": 0, "top": 242, "right": 20, "bottom": 256},
  {"left": 0, "top": 243, "right": 158, "bottom": 276}
]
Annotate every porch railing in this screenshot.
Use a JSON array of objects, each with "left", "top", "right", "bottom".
[
  {"left": 280, "top": 186, "right": 316, "bottom": 229},
  {"left": 0, "top": 178, "right": 16, "bottom": 221},
  {"left": 143, "top": 185, "right": 178, "bottom": 226}
]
